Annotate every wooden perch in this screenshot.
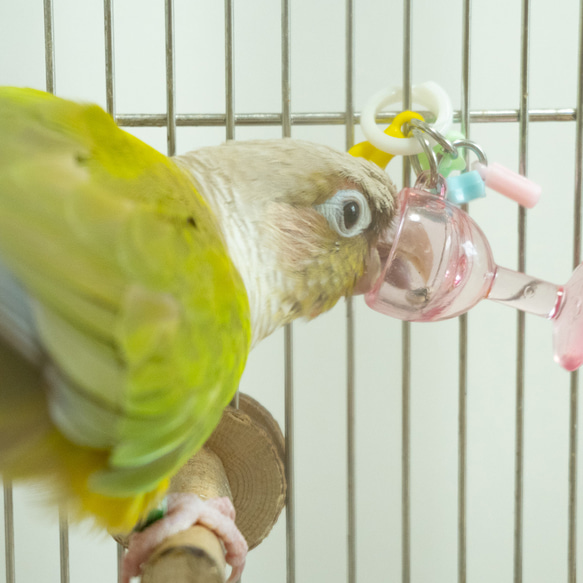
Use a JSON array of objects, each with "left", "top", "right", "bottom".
[
  {"left": 132, "top": 393, "right": 286, "bottom": 583},
  {"left": 141, "top": 448, "right": 230, "bottom": 583},
  {"left": 141, "top": 526, "right": 226, "bottom": 583}
]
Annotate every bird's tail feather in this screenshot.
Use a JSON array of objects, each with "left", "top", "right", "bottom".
[
  {"left": 0, "top": 260, "right": 53, "bottom": 475},
  {"left": 0, "top": 265, "right": 166, "bottom": 533},
  {"left": 0, "top": 337, "right": 166, "bottom": 532}
]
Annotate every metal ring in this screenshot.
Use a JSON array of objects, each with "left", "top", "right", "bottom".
[
  {"left": 412, "top": 128, "right": 439, "bottom": 188},
  {"left": 410, "top": 118, "right": 458, "bottom": 157},
  {"left": 414, "top": 171, "right": 448, "bottom": 197},
  {"left": 410, "top": 152, "right": 424, "bottom": 176},
  {"left": 451, "top": 139, "right": 489, "bottom": 166}
]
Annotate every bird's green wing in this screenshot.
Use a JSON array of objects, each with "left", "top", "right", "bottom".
[{"left": 0, "top": 88, "right": 251, "bottom": 498}]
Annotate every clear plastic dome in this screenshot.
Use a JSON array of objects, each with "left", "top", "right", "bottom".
[{"left": 365, "top": 188, "right": 497, "bottom": 322}]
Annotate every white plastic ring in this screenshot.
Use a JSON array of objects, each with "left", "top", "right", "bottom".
[{"left": 360, "top": 81, "right": 453, "bottom": 156}]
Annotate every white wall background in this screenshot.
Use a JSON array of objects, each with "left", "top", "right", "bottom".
[{"left": 1, "top": 0, "right": 582, "bottom": 582}]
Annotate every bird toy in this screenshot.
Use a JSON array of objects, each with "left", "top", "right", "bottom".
[{"left": 355, "top": 82, "right": 583, "bottom": 372}]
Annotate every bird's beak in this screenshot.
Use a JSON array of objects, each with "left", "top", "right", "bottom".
[
  {"left": 355, "top": 220, "right": 434, "bottom": 297},
  {"left": 353, "top": 246, "right": 382, "bottom": 295},
  {"left": 382, "top": 220, "right": 434, "bottom": 290}
]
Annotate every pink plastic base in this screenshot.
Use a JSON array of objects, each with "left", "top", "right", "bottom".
[{"left": 553, "top": 262, "right": 583, "bottom": 371}]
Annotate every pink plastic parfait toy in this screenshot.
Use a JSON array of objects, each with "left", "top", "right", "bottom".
[{"left": 354, "top": 82, "right": 583, "bottom": 372}]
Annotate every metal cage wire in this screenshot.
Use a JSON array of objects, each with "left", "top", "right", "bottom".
[{"left": 2, "top": 1, "right": 583, "bottom": 582}]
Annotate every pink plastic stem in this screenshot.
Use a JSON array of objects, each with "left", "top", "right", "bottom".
[
  {"left": 473, "top": 162, "right": 541, "bottom": 208},
  {"left": 487, "top": 265, "right": 562, "bottom": 318}
]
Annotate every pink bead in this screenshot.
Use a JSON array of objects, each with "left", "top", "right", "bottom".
[{"left": 473, "top": 162, "right": 541, "bottom": 208}]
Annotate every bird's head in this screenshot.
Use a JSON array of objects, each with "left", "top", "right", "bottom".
[{"left": 177, "top": 139, "right": 398, "bottom": 346}]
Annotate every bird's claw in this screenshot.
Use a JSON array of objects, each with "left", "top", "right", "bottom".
[{"left": 122, "top": 493, "right": 248, "bottom": 583}]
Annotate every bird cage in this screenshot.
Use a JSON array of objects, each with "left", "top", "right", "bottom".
[{"left": 1, "top": 0, "right": 582, "bottom": 582}]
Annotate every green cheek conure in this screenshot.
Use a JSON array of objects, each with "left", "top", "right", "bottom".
[{"left": 0, "top": 87, "right": 397, "bottom": 581}]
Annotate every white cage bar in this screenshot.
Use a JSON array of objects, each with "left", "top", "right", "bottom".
[{"left": 569, "top": 3, "right": 583, "bottom": 583}]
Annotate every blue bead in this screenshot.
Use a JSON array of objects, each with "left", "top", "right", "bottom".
[{"left": 446, "top": 170, "right": 486, "bottom": 205}]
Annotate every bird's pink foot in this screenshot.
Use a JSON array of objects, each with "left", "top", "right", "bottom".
[{"left": 122, "top": 493, "right": 248, "bottom": 583}]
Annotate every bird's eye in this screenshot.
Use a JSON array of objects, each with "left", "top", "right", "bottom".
[
  {"left": 343, "top": 201, "right": 360, "bottom": 229},
  {"left": 315, "top": 189, "right": 372, "bottom": 238}
]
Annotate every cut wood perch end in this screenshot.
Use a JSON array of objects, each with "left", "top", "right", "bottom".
[{"left": 117, "top": 393, "right": 286, "bottom": 583}]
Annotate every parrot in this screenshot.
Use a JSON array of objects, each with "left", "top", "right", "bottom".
[{"left": 0, "top": 87, "right": 397, "bottom": 580}]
